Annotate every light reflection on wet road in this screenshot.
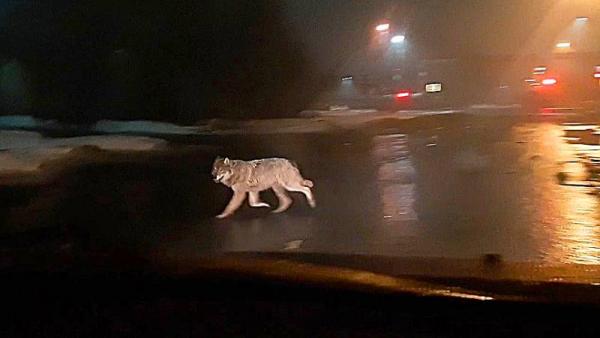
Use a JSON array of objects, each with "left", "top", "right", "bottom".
[
  {"left": 510, "top": 124, "right": 600, "bottom": 265},
  {"left": 159, "top": 122, "right": 600, "bottom": 265}
]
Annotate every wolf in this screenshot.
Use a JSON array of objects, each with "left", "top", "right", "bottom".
[{"left": 212, "top": 157, "right": 316, "bottom": 218}]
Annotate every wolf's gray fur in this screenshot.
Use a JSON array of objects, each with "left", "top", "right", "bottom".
[{"left": 212, "top": 157, "right": 315, "bottom": 218}]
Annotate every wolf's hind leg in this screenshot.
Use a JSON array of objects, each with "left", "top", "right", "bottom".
[
  {"left": 271, "top": 185, "right": 292, "bottom": 213},
  {"left": 216, "top": 191, "right": 247, "bottom": 219},
  {"left": 249, "top": 191, "right": 270, "bottom": 208},
  {"left": 284, "top": 184, "right": 316, "bottom": 208}
]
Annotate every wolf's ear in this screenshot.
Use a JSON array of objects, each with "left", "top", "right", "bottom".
[{"left": 224, "top": 157, "right": 230, "bottom": 165}]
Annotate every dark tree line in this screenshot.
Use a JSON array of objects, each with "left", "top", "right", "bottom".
[{"left": 1, "top": 0, "right": 322, "bottom": 123}]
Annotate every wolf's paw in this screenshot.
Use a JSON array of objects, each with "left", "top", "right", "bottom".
[
  {"left": 251, "top": 202, "right": 271, "bottom": 208},
  {"left": 216, "top": 213, "right": 230, "bottom": 219}
]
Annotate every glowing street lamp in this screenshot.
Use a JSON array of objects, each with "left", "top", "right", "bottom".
[
  {"left": 556, "top": 41, "right": 572, "bottom": 49},
  {"left": 576, "top": 16, "right": 589, "bottom": 22}
]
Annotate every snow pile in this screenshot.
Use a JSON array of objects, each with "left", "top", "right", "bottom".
[
  {"left": 0, "top": 115, "right": 200, "bottom": 135},
  {"left": 94, "top": 120, "right": 199, "bottom": 135},
  {"left": 467, "top": 104, "right": 522, "bottom": 115},
  {"left": 205, "top": 110, "right": 466, "bottom": 135},
  {"left": 470, "top": 104, "right": 521, "bottom": 109},
  {"left": 299, "top": 109, "right": 378, "bottom": 117},
  {"left": 56, "top": 135, "right": 166, "bottom": 151},
  {"left": 393, "top": 110, "right": 460, "bottom": 118},
  {"left": 0, "top": 130, "right": 45, "bottom": 150},
  {"left": 0, "top": 115, "right": 41, "bottom": 129},
  {"left": 0, "top": 130, "right": 166, "bottom": 173},
  {"left": 203, "top": 118, "right": 335, "bottom": 134}
]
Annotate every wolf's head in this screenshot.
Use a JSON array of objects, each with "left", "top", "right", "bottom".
[{"left": 212, "top": 157, "right": 233, "bottom": 183}]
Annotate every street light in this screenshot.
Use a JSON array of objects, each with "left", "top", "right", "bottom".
[
  {"left": 576, "top": 16, "right": 589, "bottom": 22},
  {"left": 375, "top": 23, "right": 390, "bottom": 32},
  {"left": 390, "top": 35, "right": 406, "bottom": 44},
  {"left": 555, "top": 41, "right": 571, "bottom": 49}
]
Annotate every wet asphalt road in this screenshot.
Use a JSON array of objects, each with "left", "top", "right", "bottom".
[
  {"left": 4, "top": 114, "right": 600, "bottom": 266},
  {"left": 156, "top": 116, "right": 600, "bottom": 265}
]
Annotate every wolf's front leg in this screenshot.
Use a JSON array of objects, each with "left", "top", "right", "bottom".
[
  {"left": 216, "top": 191, "right": 247, "bottom": 219},
  {"left": 249, "top": 191, "right": 270, "bottom": 208}
]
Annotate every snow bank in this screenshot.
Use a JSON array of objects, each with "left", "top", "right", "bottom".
[
  {"left": 467, "top": 104, "right": 522, "bottom": 115},
  {"left": 393, "top": 110, "right": 460, "bottom": 118},
  {"left": 1, "top": 110, "right": 465, "bottom": 140},
  {"left": 203, "top": 118, "right": 335, "bottom": 134},
  {"left": 0, "top": 130, "right": 166, "bottom": 173},
  {"left": 299, "top": 109, "right": 378, "bottom": 117},
  {"left": 470, "top": 104, "right": 522, "bottom": 109},
  {"left": 0, "top": 115, "right": 41, "bottom": 129},
  {"left": 203, "top": 110, "right": 467, "bottom": 135},
  {"left": 0, "top": 115, "right": 199, "bottom": 135},
  {"left": 55, "top": 135, "right": 166, "bottom": 151},
  {"left": 94, "top": 120, "right": 199, "bottom": 135},
  {"left": 0, "top": 130, "right": 45, "bottom": 150}
]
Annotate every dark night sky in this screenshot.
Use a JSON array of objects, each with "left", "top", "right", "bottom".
[
  {"left": 284, "top": 0, "right": 600, "bottom": 69},
  {"left": 1, "top": 0, "right": 313, "bottom": 122},
  {"left": 0, "top": 0, "right": 599, "bottom": 122}
]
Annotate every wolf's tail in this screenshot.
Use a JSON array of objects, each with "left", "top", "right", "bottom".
[{"left": 302, "top": 179, "right": 314, "bottom": 188}]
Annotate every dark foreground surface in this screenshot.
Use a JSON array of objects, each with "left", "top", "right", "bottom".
[
  {"left": 3, "top": 253, "right": 600, "bottom": 337},
  {"left": 2, "top": 113, "right": 600, "bottom": 266}
]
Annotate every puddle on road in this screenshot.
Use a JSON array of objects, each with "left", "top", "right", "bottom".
[{"left": 372, "top": 134, "right": 417, "bottom": 222}]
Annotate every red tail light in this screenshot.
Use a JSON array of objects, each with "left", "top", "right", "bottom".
[
  {"left": 541, "top": 78, "right": 557, "bottom": 86},
  {"left": 541, "top": 107, "right": 554, "bottom": 114},
  {"left": 396, "top": 90, "right": 411, "bottom": 98}
]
